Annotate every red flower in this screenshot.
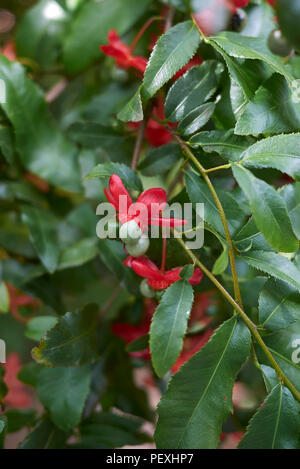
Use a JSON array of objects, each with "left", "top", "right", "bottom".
[
  {"left": 232, "top": 0, "right": 250, "bottom": 7},
  {"left": 104, "top": 174, "right": 186, "bottom": 229},
  {"left": 100, "top": 30, "right": 148, "bottom": 73},
  {"left": 112, "top": 299, "right": 155, "bottom": 359},
  {"left": 124, "top": 256, "right": 203, "bottom": 290},
  {"left": 265, "top": 0, "right": 276, "bottom": 7},
  {"left": 172, "top": 329, "right": 213, "bottom": 373},
  {"left": 6, "top": 283, "right": 39, "bottom": 324},
  {"left": 219, "top": 431, "right": 244, "bottom": 449},
  {"left": 3, "top": 353, "right": 31, "bottom": 408}
]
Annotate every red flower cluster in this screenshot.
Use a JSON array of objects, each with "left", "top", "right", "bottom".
[
  {"left": 104, "top": 174, "right": 186, "bottom": 229},
  {"left": 100, "top": 30, "right": 147, "bottom": 73},
  {"left": 124, "top": 256, "right": 203, "bottom": 290},
  {"left": 3, "top": 353, "right": 31, "bottom": 408}
]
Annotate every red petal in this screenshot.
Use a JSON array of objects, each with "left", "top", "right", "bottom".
[
  {"left": 189, "top": 268, "right": 203, "bottom": 285},
  {"left": 109, "top": 174, "right": 132, "bottom": 213},
  {"left": 100, "top": 45, "right": 128, "bottom": 61},
  {"left": 130, "top": 56, "right": 148, "bottom": 73},
  {"left": 124, "top": 256, "right": 162, "bottom": 280},
  {"left": 104, "top": 187, "right": 118, "bottom": 210},
  {"left": 136, "top": 188, "right": 167, "bottom": 211},
  {"left": 164, "top": 267, "right": 182, "bottom": 284},
  {"left": 107, "top": 29, "right": 120, "bottom": 44}
]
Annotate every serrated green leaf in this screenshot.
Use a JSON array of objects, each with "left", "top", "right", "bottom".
[
  {"left": 211, "top": 32, "right": 294, "bottom": 85},
  {"left": 259, "top": 279, "right": 300, "bottom": 331},
  {"left": 190, "top": 130, "right": 255, "bottom": 162},
  {"left": 86, "top": 162, "right": 142, "bottom": 192},
  {"left": 240, "top": 134, "right": 300, "bottom": 181},
  {"left": 150, "top": 280, "right": 194, "bottom": 377},
  {"left": 142, "top": 21, "right": 201, "bottom": 100},
  {"left": 240, "top": 250, "right": 300, "bottom": 291},
  {"left": 32, "top": 304, "right": 99, "bottom": 366},
  {"left": 37, "top": 365, "right": 91, "bottom": 431},
  {"left": 155, "top": 317, "right": 251, "bottom": 449},
  {"left": 239, "top": 385, "right": 300, "bottom": 449},
  {"left": 21, "top": 206, "right": 59, "bottom": 273},
  {"left": 165, "top": 61, "right": 222, "bottom": 122},
  {"left": 232, "top": 165, "right": 298, "bottom": 253}
]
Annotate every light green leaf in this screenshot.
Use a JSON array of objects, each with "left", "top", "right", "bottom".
[
  {"left": 142, "top": 21, "right": 201, "bottom": 100},
  {"left": 25, "top": 316, "right": 58, "bottom": 342},
  {"left": 155, "top": 317, "right": 251, "bottom": 449},
  {"left": 0, "top": 281, "right": 9, "bottom": 314},
  {"left": 232, "top": 165, "right": 298, "bottom": 253},
  {"left": 58, "top": 238, "right": 99, "bottom": 271},
  {"left": 150, "top": 280, "right": 194, "bottom": 377}
]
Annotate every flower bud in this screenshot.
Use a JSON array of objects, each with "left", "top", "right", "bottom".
[
  {"left": 119, "top": 220, "right": 142, "bottom": 244},
  {"left": 140, "top": 279, "right": 155, "bottom": 298},
  {"left": 125, "top": 236, "right": 150, "bottom": 257}
]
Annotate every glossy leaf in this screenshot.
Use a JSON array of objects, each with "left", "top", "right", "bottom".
[
  {"left": 280, "top": 183, "right": 300, "bottom": 238},
  {"left": 86, "top": 162, "right": 142, "bottom": 192},
  {"left": 142, "top": 21, "right": 201, "bottom": 100},
  {"left": 232, "top": 165, "right": 298, "bottom": 253},
  {"left": 117, "top": 87, "right": 143, "bottom": 123},
  {"left": 177, "top": 102, "right": 215, "bottom": 137},
  {"left": 155, "top": 317, "right": 251, "bottom": 449},
  {"left": 150, "top": 279, "right": 194, "bottom": 377},
  {"left": 165, "top": 61, "right": 223, "bottom": 122}
]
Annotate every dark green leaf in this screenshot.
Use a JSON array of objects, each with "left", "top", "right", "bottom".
[
  {"left": 5, "top": 409, "right": 37, "bottom": 433},
  {"left": 239, "top": 385, "right": 300, "bottom": 449},
  {"left": 32, "top": 304, "right": 99, "bottom": 366},
  {"left": 165, "top": 61, "right": 223, "bottom": 122},
  {"left": 86, "top": 162, "right": 142, "bottom": 192},
  {"left": 142, "top": 21, "right": 201, "bottom": 100},
  {"left": 37, "top": 365, "right": 91, "bottom": 431},
  {"left": 155, "top": 317, "right": 251, "bottom": 449},
  {"left": 232, "top": 165, "right": 298, "bottom": 253},
  {"left": 138, "top": 144, "right": 183, "bottom": 176},
  {"left": 117, "top": 87, "right": 143, "bottom": 123},
  {"left": 280, "top": 183, "right": 300, "bottom": 238},
  {"left": 259, "top": 279, "right": 300, "bottom": 331},
  {"left": 150, "top": 279, "right": 194, "bottom": 377},
  {"left": 19, "top": 418, "right": 68, "bottom": 449},
  {"left": 177, "top": 102, "right": 215, "bottom": 137}
]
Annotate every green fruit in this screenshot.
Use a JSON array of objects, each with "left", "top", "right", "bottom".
[
  {"left": 267, "top": 29, "right": 293, "bottom": 57},
  {"left": 277, "top": 0, "right": 300, "bottom": 51},
  {"left": 119, "top": 220, "right": 142, "bottom": 244},
  {"left": 140, "top": 279, "right": 155, "bottom": 298},
  {"left": 231, "top": 9, "right": 247, "bottom": 32},
  {"left": 125, "top": 236, "right": 150, "bottom": 257}
]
